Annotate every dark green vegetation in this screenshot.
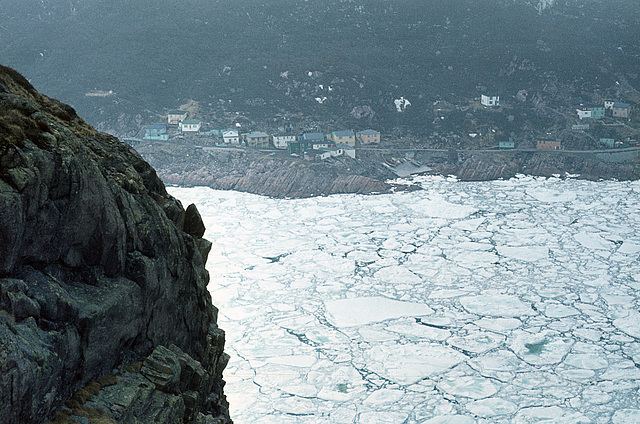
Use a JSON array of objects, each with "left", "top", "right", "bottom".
[{"left": 2, "top": 0, "right": 639, "bottom": 145}]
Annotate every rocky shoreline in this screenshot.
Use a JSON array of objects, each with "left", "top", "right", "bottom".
[{"left": 134, "top": 141, "right": 640, "bottom": 199}]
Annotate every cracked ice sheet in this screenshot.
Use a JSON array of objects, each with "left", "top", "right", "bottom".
[{"left": 169, "top": 177, "right": 640, "bottom": 423}]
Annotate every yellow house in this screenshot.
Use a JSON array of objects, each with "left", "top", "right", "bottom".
[
  {"left": 329, "top": 130, "right": 355, "bottom": 147},
  {"left": 356, "top": 129, "right": 380, "bottom": 144},
  {"left": 244, "top": 131, "right": 270, "bottom": 148},
  {"left": 167, "top": 110, "right": 188, "bottom": 125}
]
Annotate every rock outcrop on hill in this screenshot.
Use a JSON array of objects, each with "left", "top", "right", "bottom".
[{"left": 0, "top": 65, "right": 231, "bottom": 423}]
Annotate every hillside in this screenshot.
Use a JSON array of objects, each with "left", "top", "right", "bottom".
[{"left": 2, "top": 0, "right": 638, "bottom": 143}]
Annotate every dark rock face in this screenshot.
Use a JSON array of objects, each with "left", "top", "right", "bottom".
[
  {"left": 136, "top": 143, "right": 404, "bottom": 198},
  {"left": 0, "top": 65, "right": 231, "bottom": 423},
  {"left": 446, "top": 151, "right": 640, "bottom": 181}
]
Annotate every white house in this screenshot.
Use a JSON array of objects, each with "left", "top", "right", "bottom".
[
  {"left": 604, "top": 100, "right": 615, "bottom": 110},
  {"left": 576, "top": 107, "right": 592, "bottom": 120},
  {"left": 272, "top": 134, "right": 296, "bottom": 149},
  {"left": 179, "top": 119, "right": 201, "bottom": 132},
  {"left": 481, "top": 95, "right": 500, "bottom": 107},
  {"left": 222, "top": 129, "right": 240, "bottom": 144}
]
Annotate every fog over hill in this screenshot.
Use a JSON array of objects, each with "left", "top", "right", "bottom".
[{"left": 2, "top": 0, "right": 639, "bottom": 137}]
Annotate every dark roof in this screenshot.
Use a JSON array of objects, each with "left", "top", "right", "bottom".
[
  {"left": 332, "top": 130, "right": 355, "bottom": 137},
  {"left": 336, "top": 143, "right": 355, "bottom": 149},
  {"left": 613, "top": 102, "right": 631, "bottom": 108},
  {"left": 303, "top": 132, "right": 325, "bottom": 140},
  {"left": 246, "top": 131, "right": 269, "bottom": 138}
]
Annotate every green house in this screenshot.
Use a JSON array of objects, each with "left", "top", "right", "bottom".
[
  {"left": 499, "top": 141, "right": 515, "bottom": 149},
  {"left": 591, "top": 106, "right": 605, "bottom": 120},
  {"left": 144, "top": 124, "right": 169, "bottom": 141}
]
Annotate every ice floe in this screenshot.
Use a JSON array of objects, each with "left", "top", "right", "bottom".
[
  {"left": 169, "top": 176, "right": 640, "bottom": 423},
  {"left": 324, "top": 296, "right": 433, "bottom": 327}
]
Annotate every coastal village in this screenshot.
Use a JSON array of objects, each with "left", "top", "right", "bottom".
[
  {"left": 140, "top": 108, "right": 379, "bottom": 161},
  {"left": 480, "top": 95, "right": 636, "bottom": 151},
  {"left": 134, "top": 94, "right": 636, "bottom": 163}
]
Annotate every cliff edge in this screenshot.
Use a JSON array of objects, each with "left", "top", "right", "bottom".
[{"left": 0, "top": 65, "right": 231, "bottom": 423}]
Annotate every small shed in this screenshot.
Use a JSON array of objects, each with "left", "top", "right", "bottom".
[
  {"left": 537, "top": 139, "right": 561, "bottom": 150},
  {"left": 481, "top": 95, "right": 499, "bottom": 107}
]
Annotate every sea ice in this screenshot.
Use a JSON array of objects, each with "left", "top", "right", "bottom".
[
  {"left": 358, "top": 411, "right": 409, "bottom": 424},
  {"left": 544, "top": 303, "right": 580, "bottom": 318},
  {"left": 497, "top": 246, "right": 549, "bottom": 261},
  {"left": 465, "top": 397, "right": 517, "bottom": 417},
  {"left": 612, "top": 310, "right": 640, "bottom": 338},
  {"left": 437, "top": 375, "right": 499, "bottom": 399},
  {"left": 612, "top": 409, "right": 640, "bottom": 423},
  {"left": 451, "top": 218, "right": 485, "bottom": 231},
  {"left": 526, "top": 188, "right": 577, "bottom": 203},
  {"left": 168, "top": 178, "right": 640, "bottom": 424},
  {"left": 409, "top": 198, "right": 477, "bottom": 218},
  {"left": 474, "top": 317, "right": 522, "bottom": 332},
  {"left": 324, "top": 296, "right": 433, "bottom": 327},
  {"left": 468, "top": 350, "right": 523, "bottom": 381},
  {"left": 509, "top": 330, "right": 574, "bottom": 365},
  {"left": 421, "top": 415, "right": 476, "bottom": 424},
  {"left": 618, "top": 240, "right": 640, "bottom": 254},
  {"left": 385, "top": 322, "right": 451, "bottom": 341},
  {"left": 574, "top": 231, "right": 613, "bottom": 251},
  {"left": 514, "top": 406, "right": 590, "bottom": 423},
  {"left": 361, "top": 388, "right": 404, "bottom": 406},
  {"left": 363, "top": 342, "right": 467, "bottom": 385},
  {"left": 563, "top": 353, "right": 608, "bottom": 369},
  {"left": 447, "top": 331, "right": 505, "bottom": 353},
  {"left": 373, "top": 266, "right": 423, "bottom": 285},
  {"left": 460, "top": 294, "right": 535, "bottom": 317}
]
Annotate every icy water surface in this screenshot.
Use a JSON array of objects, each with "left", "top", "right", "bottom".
[{"left": 170, "top": 176, "right": 640, "bottom": 424}]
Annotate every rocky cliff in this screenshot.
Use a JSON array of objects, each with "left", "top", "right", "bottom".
[
  {"left": 425, "top": 150, "right": 640, "bottom": 182},
  {"left": 135, "top": 143, "right": 411, "bottom": 198},
  {"left": 0, "top": 65, "right": 231, "bottom": 423}
]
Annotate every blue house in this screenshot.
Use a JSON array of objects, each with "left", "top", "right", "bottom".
[{"left": 144, "top": 124, "right": 169, "bottom": 141}]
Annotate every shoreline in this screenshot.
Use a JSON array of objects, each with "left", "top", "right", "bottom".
[{"left": 135, "top": 142, "right": 640, "bottom": 199}]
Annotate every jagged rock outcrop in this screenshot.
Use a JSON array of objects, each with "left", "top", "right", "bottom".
[
  {"left": 135, "top": 143, "right": 412, "bottom": 198},
  {"left": 0, "top": 65, "right": 231, "bottom": 423},
  {"left": 170, "top": 159, "right": 393, "bottom": 198},
  {"left": 450, "top": 151, "right": 640, "bottom": 181}
]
